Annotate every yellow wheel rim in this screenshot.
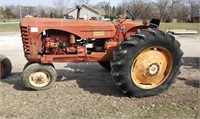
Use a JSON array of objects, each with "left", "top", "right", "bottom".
[
  {"left": 29, "top": 71, "right": 50, "bottom": 88},
  {"left": 131, "top": 46, "right": 173, "bottom": 89}
]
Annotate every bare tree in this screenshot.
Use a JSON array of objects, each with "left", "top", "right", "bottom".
[
  {"left": 92, "top": 1, "right": 111, "bottom": 16},
  {"left": 93, "top": 1, "right": 108, "bottom": 8},
  {"left": 128, "top": 0, "right": 146, "bottom": 19},
  {"left": 53, "top": 0, "right": 70, "bottom": 17},
  {"left": 74, "top": 0, "right": 90, "bottom": 6},
  {"left": 115, "top": 1, "right": 129, "bottom": 16},
  {"left": 169, "top": 0, "right": 189, "bottom": 22},
  {"left": 168, "top": 0, "right": 199, "bottom": 22},
  {"left": 115, "top": 0, "right": 154, "bottom": 20},
  {"left": 170, "top": 0, "right": 181, "bottom": 16},
  {"left": 155, "top": 0, "right": 171, "bottom": 21},
  {"left": 37, "top": 6, "right": 54, "bottom": 18},
  {"left": 9, "top": 5, "right": 20, "bottom": 18},
  {"left": 140, "top": 3, "right": 154, "bottom": 19},
  {"left": 176, "top": 5, "right": 189, "bottom": 22},
  {"left": 37, "top": 6, "right": 46, "bottom": 17},
  {"left": 188, "top": 0, "right": 200, "bottom": 17}
]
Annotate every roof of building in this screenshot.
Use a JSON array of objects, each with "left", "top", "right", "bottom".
[
  {"left": 95, "top": 8, "right": 106, "bottom": 16},
  {"left": 64, "top": 4, "right": 106, "bottom": 16},
  {"left": 22, "top": 6, "right": 37, "bottom": 9},
  {"left": 192, "top": 14, "right": 200, "bottom": 17}
]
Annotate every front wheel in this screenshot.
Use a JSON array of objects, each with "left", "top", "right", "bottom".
[
  {"left": 0, "top": 54, "right": 12, "bottom": 79},
  {"left": 111, "top": 29, "right": 183, "bottom": 97},
  {"left": 22, "top": 63, "right": 57, "bottom": 90}
]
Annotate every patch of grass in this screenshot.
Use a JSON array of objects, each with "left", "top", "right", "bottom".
[
  {"left": 0, "top": 23, "right": 20, "bottom": 32},
  {"left": 0, "top": 21, "right": 199, "bottom": 34},
  {"left": 160, "top": 23, "right": 200, "bottom": 34}
]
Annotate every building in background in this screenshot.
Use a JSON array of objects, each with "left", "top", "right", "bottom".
[
  {"left": 192, "top": 14, "right": 200, "bottom": 23},
  {"left": 64, "top": 4, "right": 106, "bottom": 20},
  {"left": 21, "top": 6, "right": 37, "bottom": 17}
]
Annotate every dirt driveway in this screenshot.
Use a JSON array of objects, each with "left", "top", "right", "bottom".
[{"left": 0, "top": 32, "right": 199, "bottom": 119}]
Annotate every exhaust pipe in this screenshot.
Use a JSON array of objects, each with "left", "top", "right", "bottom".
[{"left": 76, "top": 5, "right": 82, "bottom": 19}]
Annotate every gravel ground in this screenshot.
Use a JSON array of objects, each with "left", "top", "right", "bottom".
[{"left": 0, "top": 32, "right": 199, "bottom": 119}]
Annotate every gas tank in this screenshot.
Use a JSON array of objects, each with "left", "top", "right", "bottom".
[{"left": 20, "top": 18, "right": 116, "bottom": 39}]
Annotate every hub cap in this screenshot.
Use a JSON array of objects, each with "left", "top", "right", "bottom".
[
  {"left": 147, "top": 63, "right": 160, "bottom": 76},
  {"left": 131, "top": 46, "right": 173, "bottom": 89},
  {"left": 29, "top": 71, "right": 50, "bottom": 87}
]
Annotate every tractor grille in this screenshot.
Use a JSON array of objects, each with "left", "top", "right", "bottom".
[{"left": 21, "top": 26, "right": 30, "bottom": 55}]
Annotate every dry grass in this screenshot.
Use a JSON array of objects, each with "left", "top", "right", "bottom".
[
  {"left": 160, "top": 23, "right": 200, "bottom": 34},
  {"left": 0, "top": 23, "right": 20, "bottom": 32},
  {"left": 0, "top": 21, "right": 199, "bottom": 34}
]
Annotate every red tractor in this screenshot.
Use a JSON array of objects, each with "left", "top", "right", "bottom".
[{"left": 20, "top": 11, "right": 183, "bottom": 97}]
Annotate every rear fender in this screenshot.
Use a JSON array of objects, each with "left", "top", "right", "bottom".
[
  {"left": 125, "top": 19, "right": 161, "bottom": 37},
  {"left": 125, "top": 25, "right": 156, "bottom": 38},
  {"left": 149, "top": 19, "right": 161, "bottom": 27}
]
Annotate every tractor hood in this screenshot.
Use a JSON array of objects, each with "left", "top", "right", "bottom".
[{"left": 20, "top": 18, "right": 116, "bottom": 39}]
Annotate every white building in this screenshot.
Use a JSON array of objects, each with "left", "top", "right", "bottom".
[{"left": 64, "top": 5, "right": 106, "bottom": 20}]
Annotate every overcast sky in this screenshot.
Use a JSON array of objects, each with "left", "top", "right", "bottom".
[
  {"left": 0, "top": 0, "right": 154, "bottom": 7},
  {"left": 0, "top": 0, "right": 126, "bottom": 7}
]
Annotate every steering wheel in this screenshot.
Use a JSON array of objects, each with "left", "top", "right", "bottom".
[{"left": 126, "top": 10, "right": 135, "bottom": 21}]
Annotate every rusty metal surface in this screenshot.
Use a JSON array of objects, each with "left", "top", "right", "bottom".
[
  {"left": 21, "top": 18, "right": 116, "bottom": 39},
  {"left": 20, "top": 17, "right": 149, "bottom": 63}
]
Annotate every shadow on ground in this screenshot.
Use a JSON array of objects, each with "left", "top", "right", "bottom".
[
  {"left": 56, "top": 63, "right": 124, "bottom": 97},
  {"left": 0, "top": 63, "right": 124, "bottom": 97},
  {"left": 0, "top": 72, "right": 27, "bottom": 91},
  {"left": 1, "top": 57, "right": 199, "bottom": 96},
  {"left": 182, "top": 57, "right": 199, "bottom": 69},
  {"left": 177, "top": 77, "right": 200, "bottom": 88},
  {"left": 177, "top": 57, "right": 200, "bottom": 88}
]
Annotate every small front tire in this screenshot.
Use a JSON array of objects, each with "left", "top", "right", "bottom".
[
  {"left": 0, "top": 54, "right": 12, "bottom": 79},
  {"left": 22, "top": 63, "right": 57, "bottom": 90}
]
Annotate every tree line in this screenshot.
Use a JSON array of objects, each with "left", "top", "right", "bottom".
[{"left": 0, "top": 0, "right": 199, "bottom": 22}]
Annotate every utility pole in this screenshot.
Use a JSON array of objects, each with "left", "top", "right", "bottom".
[
  {"left": 108, "top": 2, "right": 110, "bottom": 20},
  {"left": 18, "top": 0, "right": 22, "bottom": 19}
]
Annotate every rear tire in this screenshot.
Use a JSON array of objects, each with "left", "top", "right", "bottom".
[
  {"left": 0, "top": 54, "right": 12, "bottom": 79},
  {"left": 111, "top": 29, "right": 183, "bottom": 97},
  {"left": 99, "top": 61, "right": 111, "bottom": 71},
  {"left": 22, "top": 63, "right": 57, "bottom": 90}
]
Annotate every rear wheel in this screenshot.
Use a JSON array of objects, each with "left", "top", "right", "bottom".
[
  {"left": 0, "top": 54, "right": 12, "bottom": 79},
  {"left": 131, "top": 46, "right": 173, "bottom": 89},
  {"left": 111, "top": 29, "right": 183, "bottom": 97},
  {"left": 22, "top": 63, "right": 57, "bottom": 90}
]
